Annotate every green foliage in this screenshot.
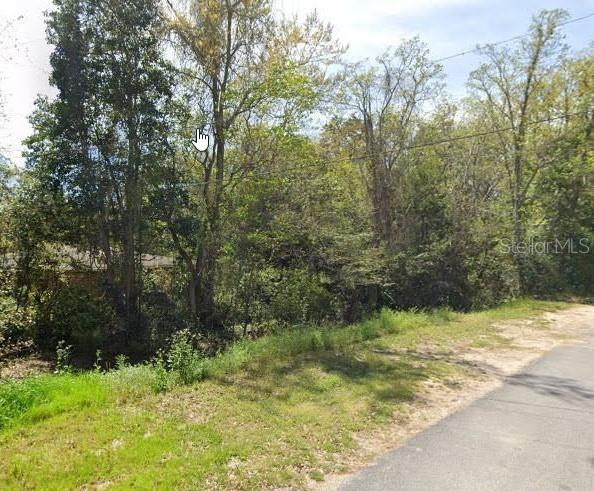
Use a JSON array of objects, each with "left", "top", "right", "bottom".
[
  {"left": 0, "top": 3, "right": 591, "bottom": 483},
  {"left": 151, "top": 355, "right": 170, "bottom": 394},
  {"left": 167, "top": 331, "right": 206, "bottom": 385},
  {"left": 268, "top": 269, "right": 335, "bottom": 324},
  {"left": 0, "top": 296, "right": 34, "bottom": 348},
  {"left": 114, "top": 354, "right": 129, "bottom": 370},
  {"left": 35, "top": 285, "right": 115, "bottom": 357},
  {"left": 54, "top": 341, "right": 72, "bottom": 373},
  {"left": 1, "top": 3, "right": 591, "bottom": 361},
  {"left": 141, "top": 271, "right": 188, "bottom": 351}
]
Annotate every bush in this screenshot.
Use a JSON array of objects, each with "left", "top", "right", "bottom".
[
  {"left": 34, "top": 285, "right": 115, "bottom": 357},
  {"left": 386, "top": 239, "right": 517, "bottom": 311},
  {"left": 167, "top": 330, "right": 205, "bottom": 385},
  {"left": 0, "top": 296, "right": 34, "bottom": 348},
  {"left": 55, "top": 341, "right": 72, "bottom": 373},
  {"left": 268, "top": 269, "right": 336, "bottom": 325},
  {"left": 141, "top": 271, "right": 188, "bottom": 352},
  {"left": 152, "top": 356, "right": 170, "bottom": 393}
]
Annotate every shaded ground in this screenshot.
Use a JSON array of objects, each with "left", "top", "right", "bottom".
[
  {"left": 0, "top": 353, "right": 51, "bottom": 380},
  {"left": 319, "top": 305, "right": 594, "bottom": 490}
]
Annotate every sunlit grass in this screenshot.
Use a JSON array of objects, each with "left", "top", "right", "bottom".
[
  {"left": 0, "top": 299, "right": 570, "bottom": 489},
  {"left": 0, "top": 372, "right": 107, "bottom": 430}
]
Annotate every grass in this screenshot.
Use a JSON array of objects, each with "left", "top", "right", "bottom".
[
  {"left": 0, "top": 372, "right": 108, "bottom": 430},
  {"left": 0, "top": 298, "right": 569, "bottom": 489}
]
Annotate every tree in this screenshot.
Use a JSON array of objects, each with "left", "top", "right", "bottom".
[
  {"left": 534, "top": 51, "right": 594, "bottom": 293},
  {"left": 164, "top": 0, "right": 342, "bottom": 330},
  {"left": 468, "top": 9, "right": 569, "bottom": 291},
  {"left": 0, "top": 161, "right": 17, "bottom": 262},
  {"left": 25, "top": 0, "right": 174, "bottom": 349},
  {"left": 338, "top": 38, "right": 443, "bottom": 249}
]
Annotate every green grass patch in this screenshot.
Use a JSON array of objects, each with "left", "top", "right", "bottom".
[
  {"left": 0, "top": 372, "right": 108, "bottom": 430},
  {"left": 0, "top": 299, "right": 571, "bottom": 489}
]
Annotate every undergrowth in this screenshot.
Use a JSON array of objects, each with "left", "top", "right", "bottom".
[{"left": 0, "top": 298, "right": 566, "bottom": 432}]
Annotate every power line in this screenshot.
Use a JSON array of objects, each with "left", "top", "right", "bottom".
[
  {"left": 434, "top": 12, "right": 594, "bottom": 63},
  {"left": 6, "top": 12, "right": 592, "bottom": 175},
  {"left": 171, "top": 110, "right": 590, "bottom": 187},
  {"left": 169, "top": 13, "right": 594, "bottom": 187},
  {"left": 401, "top": 111, "right": 588, "bottom": 150},
  {"left": 11, "top": 10, "right": 593, "bottom": 59}
]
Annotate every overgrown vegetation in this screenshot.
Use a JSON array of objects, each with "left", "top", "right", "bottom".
[
  {"left": 0, "top": 2, "right": 591, "bottom": 363},
  {"left": 0, "top": 300, "right": 567, "bottom": 488},
  {"left": 0, "top": 2, "right": 590, "bottom": 486}
]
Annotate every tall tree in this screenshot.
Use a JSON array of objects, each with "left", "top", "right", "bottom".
[
  {"left": 468, "top": 9, "right": 569, "bottom": 291},
  {"left": 535, "top": 51, "right": 594, "bottom": 292},
  {"left": 338, "top": 38, "right": 443, "bottom": 249},
  {"left": 25, "top": 0, "right": 173, "bottom": 347},
  {"left": 164, "top": 0, "right": 342, "bottom": 330}
]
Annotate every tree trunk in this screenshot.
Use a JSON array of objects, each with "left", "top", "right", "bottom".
[
  {"left": 371, "top": 158, "right": 394, "bottom": 247},
  {"left": 193, "top": 136, "right": 225, "bottom": 331},
  {"left": 512, "top": 201, "right": 527, "bottom": 293},
  {"left": 511, "top": 131, "right": 527, "bottom": 293},
  {"left": 122, "top": 114, "right": 142, "bottom": 338}
]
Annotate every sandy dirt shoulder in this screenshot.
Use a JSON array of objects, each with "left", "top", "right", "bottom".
[{"left": 313, "top": 304, "right": 594, "bottom": 491}]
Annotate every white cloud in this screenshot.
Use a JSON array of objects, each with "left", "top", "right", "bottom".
[
  {"left": 1, "top": 0, "right": 591, "bottom": 164},
  {"left": 279, "top": 0, "right": 477, "bottom": 58},
  {"left": 0, "top": 0, "right": 54, "bottom": 166}
]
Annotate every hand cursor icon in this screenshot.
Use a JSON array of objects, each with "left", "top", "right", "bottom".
[{"left": 192, "top": 128, "right": 209, "bottom": 152}]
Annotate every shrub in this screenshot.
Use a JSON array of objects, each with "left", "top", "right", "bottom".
[
  {"left": 55, "top": 341, "right": 72, "bottom": 373},
  {"left": 0, "top": 296, "right": 34, "bottom": 348},
  {"left": 152, "top": 356, "right": 170, "bottom": 393},
  {"left": 114, "top": 354, "right": 129, "bottom": 370},
  {"left": 141, "top": 271, "right": 188, "bottom": 352},
  {"left": 34, "top": 285, "right": 115, "bottom": 358},
  {"left": 167, "top": 330, "right": 205, "bottom": 385},
  {"left": 268, "top": 269, "right": 335, "bottom": 325}
]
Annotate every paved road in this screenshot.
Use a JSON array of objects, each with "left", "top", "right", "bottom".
[{"left": 341, "top": 327, "right": 594, "bottom": 491}]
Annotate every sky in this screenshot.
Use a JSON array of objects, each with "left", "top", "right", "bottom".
[{"left": 1, "top": 0, "right": 593, "bottom": 166}]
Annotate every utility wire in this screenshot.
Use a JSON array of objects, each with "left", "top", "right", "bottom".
[
  {"left": 169, "top": 13, "right": 594, "bottom": 187},
  {"left": 434, "top": 12, "right": 594, "bottom": 63},
  {"left": 400, "top": 111, "right": 589, "bottom": 150},
  {"left": 6, "top": 12, "right": 592, "bottom": 170},
  {"left": 170, "top": 110, "right": 590, "bottom": 187},
  {"left": 13, "top": 11, "right": 593, "bottom": 60}
]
